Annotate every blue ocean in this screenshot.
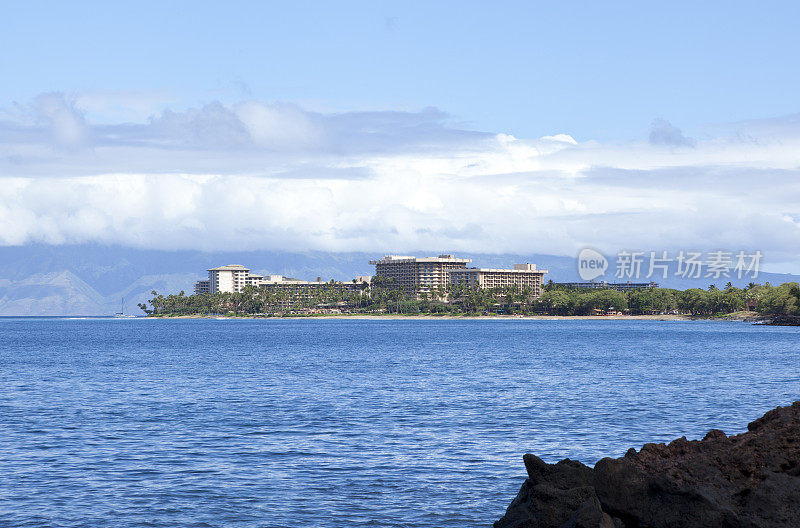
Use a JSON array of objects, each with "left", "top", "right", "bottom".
[{"left": 1, "top": 318, "right": 798, "bottom": 527}]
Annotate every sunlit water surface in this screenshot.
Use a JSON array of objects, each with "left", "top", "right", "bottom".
[{"left": 1, "top": 318, "right": 798, "bottom": 527}]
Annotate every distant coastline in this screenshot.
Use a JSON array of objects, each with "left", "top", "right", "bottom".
[
  {"left": 148, "top": 312, "right": 762, "bottom": 322},
  {"left": 140, "top": 257, "right": 800, "bottom": 323}
]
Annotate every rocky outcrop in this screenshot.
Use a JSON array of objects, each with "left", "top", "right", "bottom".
[
  {"left": 495, "top": 402, "right": 800, "bottom": 528},
  {"left": 765, "top": 315, "right": 800, "bottom": 326}
]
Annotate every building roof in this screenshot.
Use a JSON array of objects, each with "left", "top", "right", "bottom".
[
  {"left": 369, "top": 254, "right": 472, "bottom": 264},
  {"left": 207, "top": 264, "right": 250, "bottom": 271},
  {"left": 450, "top": 267, "right": 548, "bottom": 274}
]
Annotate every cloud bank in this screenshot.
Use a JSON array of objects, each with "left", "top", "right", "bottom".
[
  {"left": 648, "top": 118, "right": 696, "bottom": 147},
  {"left": 1, "top": 93, "right": 800, "bottom": 266}
]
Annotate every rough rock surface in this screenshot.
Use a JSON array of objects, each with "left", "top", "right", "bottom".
[
  {"left": 766, "top": 315, "right": 800, "bottom": 326},
  {"left": 494, "top": 402, "right": 800, "bottom": 528}
]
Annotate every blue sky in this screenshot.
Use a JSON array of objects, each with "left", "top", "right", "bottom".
[
  {"left": 2, "top": 1, "right": 800, "bottom": 272},
  {"left": 4, "top": 1, "right": 800, "bottom": 139}
]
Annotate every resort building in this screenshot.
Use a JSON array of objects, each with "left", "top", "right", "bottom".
[
  {"left": 206, "top": 264, "right": 252, "bottom": 293},
  {"left": 194, "top": 265, "right": 370, "bottom": 296},
  {"left": 369, "top": 255, "right": 548, "bottom": 298},
  {"left": 555, "top": 281, "right": 658, "bottom": 291},
  {"left": 259, "top": 274, "right": 368, "bottom": 292},
  {"left": 369, "top": 254, "right": 472, "bottom": 295},
  {"left": 194, "top": 280, "right": 211, "bottom": 294},
  {"left": 449, "top": 263, "right": 548, "bottom": 297}
]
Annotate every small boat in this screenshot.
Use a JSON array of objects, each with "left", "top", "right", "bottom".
[{"left": 114, "top": 297, "right": 137, "bottom": 318}]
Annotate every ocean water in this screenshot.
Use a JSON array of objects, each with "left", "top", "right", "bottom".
[{"left": 1, "top": 318, "right": 798, "bottom": 528}]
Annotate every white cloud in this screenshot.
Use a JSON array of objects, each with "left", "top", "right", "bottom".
[
  {"left": 1, "top": 94, "right": 800, "bottom": 266},
  {"left": 72, "top": 90, "right": 174, "bottom": 124},
  {"left": 34, "top": 93, "right": 89, "bottom": 149},
  {"left": 649, "top": 118, "right": 696, "bottom": 147},
  {"left": 540, "top": 133, "right": 577, "bottom": 145},
  {"left": 234, "top": 101, "right": 322, "bottom": 149}
]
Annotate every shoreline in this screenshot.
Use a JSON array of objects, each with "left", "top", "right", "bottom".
[{"left": 150, "top": 313, "right": 761, "bottom": 322}]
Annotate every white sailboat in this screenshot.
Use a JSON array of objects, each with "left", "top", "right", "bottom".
[{"left": 114, "top": 297, "right": 136, "bottom": 318}]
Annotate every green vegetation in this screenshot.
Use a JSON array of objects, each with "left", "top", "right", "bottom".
[{"left": 139, "top": 280, "right": 800, "bottom": 318}]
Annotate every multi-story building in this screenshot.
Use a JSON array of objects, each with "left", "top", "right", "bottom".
[
  {"left": 555, "top": 281, "right": 658, "bottom": 291},
  {"left": 206, "top": 264, "right": 252, "bottom": 293},
  {"left": 449, "top": 263, "right": 548, "bottom": 297},
  {"left": 369, "top": 254, "right": 472, "bottom": 295},
  {"left": 194, "top": 266, "right": 370, "bottom": 297},
  {"left": 251, "top": 275, "right": 365, "bottom": 310},
  {"left": 611, "top": 281, "right": 658, "bottom": 292},
  {"left": 194, "top": 280, "right": 211, "bottom": 295},
  {"left": 259, "top": 274, "right": 368, "bottom": 292}
]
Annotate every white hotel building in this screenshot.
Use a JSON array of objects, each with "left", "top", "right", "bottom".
[
  {"left": 370, "top": 255, "right": 548, "bottom": 297},
  {"left": 449, "top": 263, "right": 547, "bottom": 296},
  {"left": 369, "top": 254, "right": 472, "bottom": 295},
  {"left": 194, "top": 265, "right": 370, "bottom": 295},
  {"left": 196, "top": 257, "right": 548, "bottom": 299}
]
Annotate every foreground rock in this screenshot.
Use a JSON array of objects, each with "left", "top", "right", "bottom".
[
  {"left": 495, "top": 402, "right": 800, "bottom": 528},
  {"left": 764, "top": 315, "right": 800, "bottom": 326}
]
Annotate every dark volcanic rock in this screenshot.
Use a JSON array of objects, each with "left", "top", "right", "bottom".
[
  {"left": 494, "top": 402, "right": 800, "bottom": 528},
  {"left": 765, "top": 315, "right": 800, "bottom": 326}
]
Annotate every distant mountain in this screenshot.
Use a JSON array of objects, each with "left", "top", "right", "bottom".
[
  {"left": 0, "top": 270, "right": 105, "bottom": 316},
  {"left": 0, "top": 245, "right": 797, "bottom": 315}
]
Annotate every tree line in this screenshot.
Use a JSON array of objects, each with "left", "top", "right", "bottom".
[{"left": 138, "top": 279, "right": 800, "bottom": 318}]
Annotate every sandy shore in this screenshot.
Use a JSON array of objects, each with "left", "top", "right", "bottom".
[
  {"left": 161, "top": 313, "right": 706, "bottom": 321},
  {"left": 301, "top": 314, "right": 694, "bottom": 321},
  {"left": 153, "top": 311, "right": 767, "bottom": 322}
]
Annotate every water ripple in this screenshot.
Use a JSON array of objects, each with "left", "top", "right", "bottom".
[{"left": 0, "top": 318, "right": 798, "bottom": 527}]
